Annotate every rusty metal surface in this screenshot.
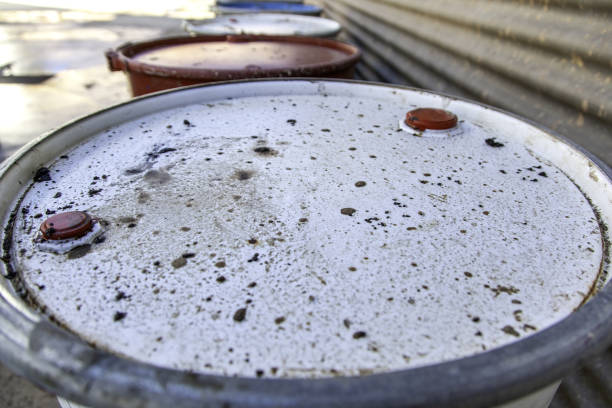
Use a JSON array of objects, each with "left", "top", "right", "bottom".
[
  {"left": 133, "top": 39, "right": 350, "bottom": 70},
  {"left": 106, "top": 35, "right": 360, "bottom": 95},
  {"left": 0, "top": 80, "right": 611, "bottom": 408}
]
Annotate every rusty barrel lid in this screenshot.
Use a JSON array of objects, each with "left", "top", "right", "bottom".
[
  {"left": 214, "top": 2, "right": 323, "bottom": 16},
  {"left": 183, "top": 13, "right": 342, "bottom": 38},
  {"left": 0, "top": 80, "right": 611, "bottom": 408},
  {"left": 105, "top": 34, "right": 359, "bottom": 81}
]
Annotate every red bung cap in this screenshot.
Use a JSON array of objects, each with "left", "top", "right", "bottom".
[
  {"left": 40, "top": 211, "right": 93, "bottom": 240},
  {"left": 405, "top": 108, "right": 458, "bottom": 131}
]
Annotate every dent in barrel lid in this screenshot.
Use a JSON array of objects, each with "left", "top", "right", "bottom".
[{"left": 3, "top": 80, "right": 610, "bottom": 380}]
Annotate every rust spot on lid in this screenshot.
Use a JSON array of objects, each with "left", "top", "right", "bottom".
[
  {"left": 405, "top": 108, "right": 458, "bottom": 131},
  {"left": 40, "top": 211, "right": 93, "bottom": 240}
]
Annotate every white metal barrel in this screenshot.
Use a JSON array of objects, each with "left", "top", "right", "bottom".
[
  {"left": 0, "top": 79, "right": 610, "bottom": 408},
  {"left": 183, "top": 13, "right": 341, "bottom": 37}
]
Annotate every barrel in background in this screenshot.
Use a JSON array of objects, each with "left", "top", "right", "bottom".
[
  {"left": 183, "top": 13, "right": 341, "bottom": 38},
  {"left": 105, "top": 35, "right": 360, "bottom": 96}
]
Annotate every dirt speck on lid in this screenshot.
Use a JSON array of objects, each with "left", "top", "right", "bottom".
[
  {"left": 341, "top": 208, "right": 356, "bottom": 216},
  {"left": 235, "top": 170, "right": 254, "bottom": 181},
  {"left": 485, "top": 138, "right": 504, "bottom": 148},
  {"left": 253, "top": 147, "right": 277, "bottom": 156},
  {"left": 171, "top": 257, "right": 187, "bottom": 269},
  {"left": 233, "top": 308, "right": 247, "bottom": 322},
  {"left": 353, "top": 331, "right": 367, "bottom": 339},
  {"left": 501, "top": 325, "right": 520, "bottom": 337},
  {"left": 33, "top": 167, "right": 52, "bottom": 182},
  {"left": 113, "top": 311, "right": 127, "bottom": 322}
]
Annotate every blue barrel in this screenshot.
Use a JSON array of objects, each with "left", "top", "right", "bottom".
[
  {"left": 217, "top": 0, "right": 303, "bottom": 3},
  {"left": 214, "top": 2, "right": 323, "bottom": 16}
]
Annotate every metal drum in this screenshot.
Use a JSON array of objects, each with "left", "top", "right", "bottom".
[
  {"left": 105, "top": 35, "right": 360, "bottom": 96},
  {"left": 183, "top": 13, "right": 341, "bottom": 38},
  {"left": 0, "top": 79, "right": 611, "bottom": 408},
  {"left": 213, "top": 2, "right": 323, "bottom": 16},
  {"left": 217, "top": 0, "right": 304, "bottom": 3}
]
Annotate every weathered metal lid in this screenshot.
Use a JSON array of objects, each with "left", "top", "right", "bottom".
[
  {"left": 183, "top": 13, "right": 341, "bottom": 38},
  {"left": 0, "top": 80, "right": 611, "bottom": 408},
  {"left": 106, "top": 35, "right": 359, "bottom": 80},
  {"left": 214, "top": 2, "right": 323, "bottom": 16}
]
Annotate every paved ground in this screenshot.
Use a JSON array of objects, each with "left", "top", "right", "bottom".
[{"left": 0, "top": 365, "right": 59, "bottom": 408}]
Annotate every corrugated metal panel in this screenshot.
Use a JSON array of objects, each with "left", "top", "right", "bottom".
[
  {"left": 313, "top": 0, "right": 612, "bottom": 163},
  {"left": 312, "top": 1, "right": 612, "bottom": 406},
  {"left": 551, "top": 347, "right": 612, "bottom": 407}
]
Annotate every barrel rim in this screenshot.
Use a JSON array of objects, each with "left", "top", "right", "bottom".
[
  {"left": 0, "top": 78, "right": 611, "bottom": 408},
  {"left": 182, "top": 13, "right": 342, "bottom": 38},
  {"left": 213, "top": 3, "right": 323, "bottom": 17},
  {"left": 106, "top": 34, "right": 360, "bottom": 80}
]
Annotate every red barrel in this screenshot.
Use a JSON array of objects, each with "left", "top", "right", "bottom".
[{"left": 105, "top": 35, "right": 360, "bottom": 96}]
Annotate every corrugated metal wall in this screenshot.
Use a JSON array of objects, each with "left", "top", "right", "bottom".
[
  {"left": 312, "top": 0, "right": 612, "bottom": 163},
  {"left": 552, "top": 347, "right": 612, "bottom": 407}
]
